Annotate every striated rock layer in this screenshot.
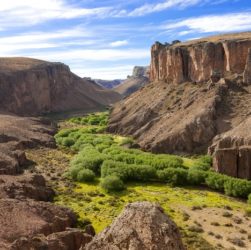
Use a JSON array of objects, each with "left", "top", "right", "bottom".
[
  {"left": 150, "top": 32, "right": 251, "bottom": 84},
  {"left": 109, "top": 32, "right": 251, "bottom": 179},
  {"left": 84, "top": 202, "right": 185, "bottom": 250},
  {"left": 0, "top": 57, "right": 120, "bottom": 116}
]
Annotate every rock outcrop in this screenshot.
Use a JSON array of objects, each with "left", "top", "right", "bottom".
[
  {"left": 109, "top": 32, "right": 251, "bottom": 179},
  {"left": 0, "top": 57, "right": 120, "bottom": 115},
  {"left": 84, "top": 202, "right": 185, "bottom": 250},
  {"left": 0, "top": 199, "right": 93, "bottom": 250},
  {"left": 114, "top": 66, "right": 150, "bottom": 97},
  {"left": 150, "top": 33, "right": 251, "bottom": 84},
  {"left": 0, "top": 114, "right": 56, "bottom": 175},
  {"left": 209, "top": 117, "right": 251, "bottom": 179}
]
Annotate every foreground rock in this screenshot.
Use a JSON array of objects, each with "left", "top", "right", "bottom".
[
  {"left": 109, "top": 32, "right": 251, "bottom": 179},
  {"left": 0, "top": 57, "right": 120, "bottom": 115},
  {"left": 114, "top": 66, "right": 150, "bottom": 97},
  {"left": 84, "top": 202, "right": 185, "bottom": 250}
]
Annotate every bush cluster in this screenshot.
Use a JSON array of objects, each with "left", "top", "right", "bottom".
[
  {"left": 206, "top": 172, "right": 251, "bottom": 198},
  {"left": 69, "top": 112, "right": 109, "bottom": 126},
  {"left": 100, "top": 175, "right": 125, "bottom": 191},
  {"left": 55, "top": 112, "right": 251, "bottom": 200}
]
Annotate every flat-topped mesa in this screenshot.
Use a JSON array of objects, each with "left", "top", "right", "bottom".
[{"left": 150, "top": 34, "right": 251, "bottom": 84}]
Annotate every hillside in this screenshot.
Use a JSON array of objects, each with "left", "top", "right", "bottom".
[
  {"left": 0, "top": 57, "right": 121, "bottom": 115},
  {"left": 94, "top": 79, "right": 123, "bottom": 89},
  {"left": 108, "top": 32, "right": 251, "bottom": 179},
  {"left": 114, "top": 66, "right": 150, "bottom": 97}
]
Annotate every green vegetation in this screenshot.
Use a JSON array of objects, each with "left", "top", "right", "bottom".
[
  {"left": 55, "top": 112, "right": 251, "bottom": 201},
  {"left": 101, "top": 176, "right": 125, "bottom": 191}
]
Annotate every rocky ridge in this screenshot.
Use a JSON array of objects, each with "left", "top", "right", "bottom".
[
  {"left": 0, "top": 57, "right": 120, "bottom": 115},
  {"left": 114, "top": 66, "right": 150, "bottom": 97},
  {"left": 109, "top": 32, "right": 251, "bottom": 179}
]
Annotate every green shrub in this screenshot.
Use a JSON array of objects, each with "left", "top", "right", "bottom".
[
  {"left": 192, "top": 155, "right": 212, "bottom": 171},
  {"left": 101, "top": 160, "right": 129, "bottom": 180},
  {"left": 205, "top": 172, "right": 227, "bottom": 191},
  {"left": 157, "top": 168, "right": 188, "bottom": 185},
  {"left": 77, "top": 169, "right": 95, "bottom": 182},
  {"left": 187, "top": 170, "right": 208, "bottom": 185},
  {"left": 61, "top": 137, "right": 75, "bottom": 147},
  {"left": 129, "top": 165, "right": 156, "bottom": 181},
  {"left": 248, "top": 194, "right": 251, "bottom": 204},
  {"left": 100, "top": 176, "right": 125, "bottom": 191},
  {"left": 224, "top": 178, "right": 251, "bottom": 198}
]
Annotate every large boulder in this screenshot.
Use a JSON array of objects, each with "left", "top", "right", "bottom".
[{"left": 84, "top": 202, "right": 185, "bottom": 250}]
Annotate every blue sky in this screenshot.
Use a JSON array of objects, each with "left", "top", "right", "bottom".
[{"left": 0, "top": 0, "right": 251, "bottom": 79}]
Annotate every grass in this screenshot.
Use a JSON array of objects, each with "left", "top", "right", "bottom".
[{"left": 50, "top": 111, "right": 251, "bottom": 249}]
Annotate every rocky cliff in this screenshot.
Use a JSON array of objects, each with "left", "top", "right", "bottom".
[
  {"left": 109, "top": 32, "right": 251, "bottom": 179},
  {"left": 0, "top": 57, "right": 120, "bottom": 115},
  {"left": 114, "top": 66, "right": 150, "bottom": 97},
  {"left": 150, "top": 32, "right": 251, "bottom": 84}
]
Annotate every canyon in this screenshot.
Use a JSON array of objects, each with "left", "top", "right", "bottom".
[{"left": 109, "top": 32, "right": 251, "bottom": 179}]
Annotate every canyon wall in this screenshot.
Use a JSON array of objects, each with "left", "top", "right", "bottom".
[
  {"left": 0, "top": 57, "right": 120, "bottom": 115},
  {"left": 109, "top": 33, "right": 251, "bottom": 179},
  {"left": 150, "top": 36, "right": 251, "bottom": 84}
]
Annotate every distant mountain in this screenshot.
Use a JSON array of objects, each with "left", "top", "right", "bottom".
[
  {"left": 0, "top": 57, "right": 121, "bottom": 115},
  {"left": 114, "top": 66, "right": 150, "bottom": 97},
  {"left": 94, "top": 79, "right": 124, "bottom": 89}
]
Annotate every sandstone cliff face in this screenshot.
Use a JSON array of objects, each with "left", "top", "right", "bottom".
[
  {"left": 85, "top": 202, "right": 185, "bottom": 250},
  {"left": 114, "top": 66, "right": 150, "bottom": 97},
  {"left": 109, "top": 33, "right": 251, "bottom": 179},
  {"left": 150, "top": 33, "right": 251, "bottom": 84},
  {"left": 0, "top": 57, "right": 120, "bottom": 115}
]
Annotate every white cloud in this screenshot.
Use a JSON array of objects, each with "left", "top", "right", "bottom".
[
  {"left": 109, "top": 40, "right": 129, "bottom": 47},
  {"left": 72, "top": 65, "right": 134, "bottom": 79},
  {"left": 162, "top": 12, "right": 251, "bottom": 34},
  {"left": 0, "top": 0, "right": 112, "bottom": 29},
  {"left": 126, "top": 0, "right": 201, "bottom": 17},
  {"left": 22, "top": 49, "right": 149, "bottom": 62}
]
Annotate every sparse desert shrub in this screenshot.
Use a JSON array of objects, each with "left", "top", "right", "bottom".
[
  {"left": 77, "top": 169, "right": 95, "bottom": 182},
  {"left": 100, "top": 176, "right": 125, "bottom": 191},
  {"left": 157, "top": 168, "right": 188, "bottom": 185}
]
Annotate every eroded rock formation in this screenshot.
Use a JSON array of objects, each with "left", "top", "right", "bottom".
[
  {"left": 150, "top": 33, "right": 251, "bottom": 84},
  {"left": 114, "top": 66, "right": 150, "bottom": 97},
  {"left": 0, "top": 57, "right": 120, "bottom": 115},
  {"left": 109, "top": 32, "right": 251, "bottom": 179},
  {"left": 84, "top": 202, "right": 185, "bottom": 250}
]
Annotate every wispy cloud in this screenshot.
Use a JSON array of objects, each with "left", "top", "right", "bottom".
[
  {"left": 73, "top": 65, "right": 135, "bottom": 79},
  {"left": 126, "top": 0, "right": 201, "bottom": 17},
  {"left": 161, "top": 12, "right": 251, "bottom": 34},
  {"left": 109, "top": 40, "right": 129, "bottom": 47},
  {"left": 0, "top": 0, "right": 112, "bottom": 29}
]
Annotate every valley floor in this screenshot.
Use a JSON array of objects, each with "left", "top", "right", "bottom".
[{"left": 26, "top": 113, "right": 251, "bottom": 250}]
